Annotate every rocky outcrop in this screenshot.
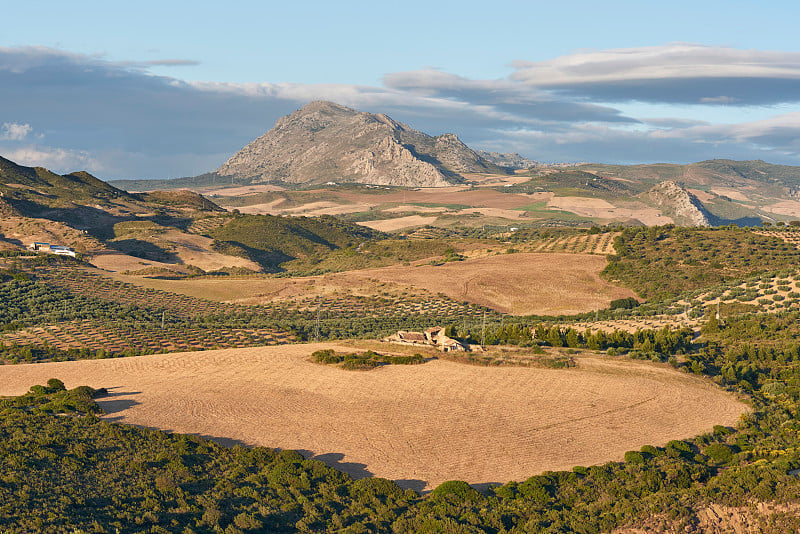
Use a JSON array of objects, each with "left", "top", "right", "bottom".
[
  {"left": 215, "top": 101, "right": 507, "bottom": 187},
  {"left": 648, "top": 181, "right": 717, "bottom": 226},
  {"left": 476, "top": 151, "right": 539, "bottom": 170}
]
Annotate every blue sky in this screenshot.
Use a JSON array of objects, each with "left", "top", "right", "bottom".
[{"left": 2, "top": 0, "right": 800, "bottom": 178}]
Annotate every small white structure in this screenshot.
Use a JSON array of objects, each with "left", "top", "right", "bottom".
[{"left": 28, "top": 242, "right": 76, "bottom": 257}]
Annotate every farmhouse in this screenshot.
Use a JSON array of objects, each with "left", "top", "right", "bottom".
[
  {"left": 383, "top": 326, "right": 472, "bottom": 352},
  {"left": 28, "top": 242, "right": 76, "bottom": 257}
]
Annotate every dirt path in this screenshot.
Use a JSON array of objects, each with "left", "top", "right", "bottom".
[{"left": 0, "top": 344, "right": 746, "bottom": 491}]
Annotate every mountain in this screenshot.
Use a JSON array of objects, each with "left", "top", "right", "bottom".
[
  {"left": 214, "top": 101, "right": 508, "bottom": 187},
  {"left": 475, "top": 151, "right": 538, "bottom": 170}
]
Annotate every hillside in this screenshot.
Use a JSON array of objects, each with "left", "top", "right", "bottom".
[
  {"left": 207, "top": 213, "right": 383, "bottom": 271},
  {"left": 576, "top": 159, "right": 800, "bottom": 195},
  {"left": 0, "top": 155, "right": 135, "bottom": 208},
  {"left": 214, "top": 101, "right": 508, "bottom": 187},
  {"left": 475, "top": 150, "right": 539, "bottom": 170},
  {"left": 647, "top": 181, "right": 716, "bottom": 226}
]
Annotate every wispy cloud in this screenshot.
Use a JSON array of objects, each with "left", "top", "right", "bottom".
[
  {"left": 510, "top": 43, "right": 800, "bottom": 105},
  {"left": 0, "top": 122, "right": 32, "bottom": 141},
  {"left": 142, "top": 59, "right": 200, "bottom": 67},
  {"left": 383, "top": 69, "right": 636, "bottom": 124},
  {"left": 0, "top": 144, "right": 99, "bottom": 171}
]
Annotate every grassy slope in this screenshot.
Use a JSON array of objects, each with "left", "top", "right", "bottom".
[{"left": 208, "top": 214, "right": 382, "bottom": 270}]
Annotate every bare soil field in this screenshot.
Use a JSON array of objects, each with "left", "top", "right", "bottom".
[
  {"left": 196, "top": 184, "right": 286, "bottom": 196},
  {"left": 763, "top": 200, "right": 800, "bottom": 218},
  {"left": 358, "top": 215, "right": 439, "bottom": 232},
  {"left": 109, "top": 252, "right": 635, "bottom": 315},
  {"left": 709, "top": 188, "right": 752, "bottom": 202},
  {"left": 0, "top": 344, "right": 745, "bottom": 492},
  {"left": 88, "top": 229, "right": 262, "bottom": 274},
  {"left": 0, "top": 216, "right": 104, "bottom": 253},
  {"left": 687, "top": 189, "right": 715, "bottom": 202},
  {"left": 337, "top": 188, "right": 546, "bottom": 210},
  {"left": 331, "top": 252, "right": 636, "bottom": 315},
  {"left": 546, "top": 196, "right": 673, "bottom": 226}
]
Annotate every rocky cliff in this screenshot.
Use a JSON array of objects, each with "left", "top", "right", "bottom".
[
  {"left": 215, "top": 101, "right": 506, "bottom": 187},
  {"left": 648, "top": 181, "right": 717, "bottom": 226}
]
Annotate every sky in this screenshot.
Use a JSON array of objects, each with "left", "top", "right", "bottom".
[{"left": 2, "top": 0, "right": 800, "bottom": 179}]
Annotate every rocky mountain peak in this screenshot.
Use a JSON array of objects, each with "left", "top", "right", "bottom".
[
  {"left": 215, "top": 101, "right": 507, "bottom": 187},
  {"left": 648, "top": 180, "right": 717, "bottom": 226}
]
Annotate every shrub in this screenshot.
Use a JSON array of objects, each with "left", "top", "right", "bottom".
[
  {"left": 641, "top": 445, "right": 660, "bottom": 456},
  {"left": 665, "top": 440, "right": 693, "bottom": 459},
  {"left": 46, "top": 378, "right": 66, "bottom": 391},
  {"left": 624, "top": 451, "right": 645, "bottom": 464},
  {"left": 610, "top": 297, "right": 639, "bottom": 310},
  {"left": 431, "top": 480, "right": 482, "bottom": 502},
  {"left": 351, "top": 477, "right": 404, "bottom": 500},
  {"left": 704, "top": 443, "right": 735, "bottom": 464}
]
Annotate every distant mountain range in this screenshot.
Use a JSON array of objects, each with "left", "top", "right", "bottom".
[
  {"left": 6, "top": 99, "right": 800, "bottom": 237},
  {"left": 107, "top": 101, "right": 800, "bottom": 199},
  {"left": 475, "top": 151, "right": 539, "bottom": 170}
]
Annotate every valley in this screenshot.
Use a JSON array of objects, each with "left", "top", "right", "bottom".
[{"left": 3, "top": 102, "right": 800, "bottom": 532}]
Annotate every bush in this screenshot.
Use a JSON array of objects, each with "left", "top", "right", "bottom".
[
  {"left": 624, "top": 451, "right": 645, "bottom": 464},
  {"left": 431, "top": 480, "right": 482, "bottom": 502},
  {"left": 351, "top": 477, "right": 404, "bottom": 500},
  {"left": 610, "top": 297, "right": 639, "bottom": 310},
  {"left": 46, "top": 378, "right": 66, "bottom": 391},
  {"left": 665, "top": 440, "right": 693, "bottom": 459},
  {"left": 704, "top": 443, "right": 735, "bottom": 464}
]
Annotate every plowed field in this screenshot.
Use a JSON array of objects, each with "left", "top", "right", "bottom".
[{"left": 0, "top": 344, "right": 745, "bottom": 491}]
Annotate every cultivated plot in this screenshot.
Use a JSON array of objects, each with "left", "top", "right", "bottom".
[{"left": 0, "top": 344, "right": 746, "bottom": 492}]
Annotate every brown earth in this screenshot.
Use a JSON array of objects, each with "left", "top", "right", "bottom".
[
  {"left": 546, "top": 196, "right": 673, "bottom": 226},
  {"left": 358, "top": 215, "right": 439, "bottom": 232},
  {"left": 88, "top": 229, "right": 262, "bottom": 274},
  {"left": 0, "top": 216, "right": 104, "bottom": 253},
  {"left": 107, "top": 252, "right": 635, "bottom": 315},
  {"left": 611, "top": 501, "right": 800, "bottom": 534},
  {"left": 0, "top": 345, "right": 746, "bottom": 492},
  {"left": 336, "top": 188, "right": 544, "bottom": 209},
  {"left": 327, "top": 252, "right": 636, "bottom": 315}
]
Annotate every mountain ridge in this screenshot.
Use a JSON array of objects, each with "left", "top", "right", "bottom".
[{"left": 214, "top": 101, "right": 508, "bottom": 187}]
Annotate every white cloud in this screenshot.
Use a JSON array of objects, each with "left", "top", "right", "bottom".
[
  {"left": 0, "top": 144, "right": 100, "bottom": 172},
  {"left": 512, "top": 43, "right": 800, "bottom": 85},
  {"left": 2, "top": 44, "right": 800, "bottom": 177},
  {"left": 0, "top": 122, "right": 32, "bottom": 141},
  {"left": 510, "top": 43, "right": 800, "bottom": 105}
]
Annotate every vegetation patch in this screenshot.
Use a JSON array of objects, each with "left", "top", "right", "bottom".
[
  {"left": 603, "top": 226, "right": 800, "bottom": 299},
  {"left": 208, "top": 213, "right": 381, "bottom": 270},
  {"left": 311, "top": 349, "right": 425, "bottom": 370}
]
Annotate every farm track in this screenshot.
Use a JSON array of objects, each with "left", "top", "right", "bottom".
[{"left": 0, "top": 345, "right": 746, "bottom": 491}]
